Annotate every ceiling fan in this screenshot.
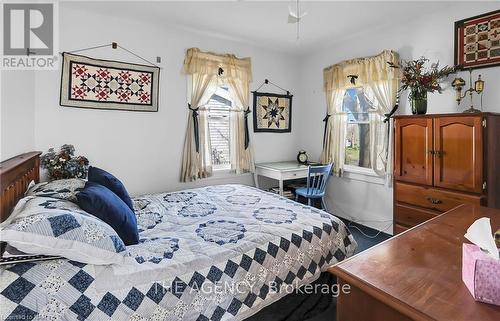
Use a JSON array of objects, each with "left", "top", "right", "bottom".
[{"left": 288, "top": 0, "right": 307, "bottom": 40}]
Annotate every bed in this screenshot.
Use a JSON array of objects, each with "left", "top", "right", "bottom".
[{"left": 0, "top": 152, "right": 357, "bottom": 321}]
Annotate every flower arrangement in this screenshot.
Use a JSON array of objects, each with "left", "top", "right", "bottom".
[
  {"left": 40, "top": 144, "right": 89, "bottom": 180},
  {"left": 388, "top": 57, "right": 456, "bottom": 114}
]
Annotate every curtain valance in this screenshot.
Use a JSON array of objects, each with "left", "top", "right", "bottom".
[
  {"left": 183, "top": 48, "right": 252, "bottom": 82},
  {"left": 323, "top": 50, "right": 399, "bottom": 91}
]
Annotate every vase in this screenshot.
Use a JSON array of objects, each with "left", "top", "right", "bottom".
[{"left": 410, "top": 90, "right": 427, "bottom": 115}]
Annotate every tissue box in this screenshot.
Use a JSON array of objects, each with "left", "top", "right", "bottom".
[{"left": 462, "top": 243, "right": 500, "bottom": 306}]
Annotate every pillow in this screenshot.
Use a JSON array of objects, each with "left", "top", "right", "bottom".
[
  {"left": 26, "top": 178, "right": 86, "bottom": 202},
  {"left": 87, "top": 166, "right": 134, "bottom": 210},
  {"left": 0, "top": 197, "right": 127, "bottom": 265},
  {"left": 1, "top": 196, "right": 87, "bottom": 227},
  {"left": 77, "top": 181, "right": 139, "bottom": 245},
  {"left": 24, "top": 180, "right": 36, "bottom": 195}
]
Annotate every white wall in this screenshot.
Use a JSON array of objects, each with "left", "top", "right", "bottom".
[
  {"left": 30, "top": 3, "right": 301, "bottom": 196},
  {"left": 1, "top": 70, "right": 35, "bottom": 160},
  {"left": 297, "top": 2, "right": 500, "bottom": 232}
]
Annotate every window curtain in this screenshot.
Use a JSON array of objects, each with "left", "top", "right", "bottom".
[
  {"left": 366, "top": 78, "right": 399, "bottom": 185},
  {"left": 227, "top": 77, "right": 255, "bottom": 174},
  {"left": 321, "top": 50, "right": 399, "bottom": 181},
  {"left": 180, "top": 73, "right": 219, "bottom": 182},
  {"left": 181, "top": 48, "right": 254, "bottom": 182},
  {"left": 319, "top": 88, "right": 346, "bottom": 175}
]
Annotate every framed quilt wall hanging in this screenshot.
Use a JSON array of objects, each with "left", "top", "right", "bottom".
[
  {"left": 454, "top": 9, "right": 500, "bottom": 70},
  {"left": 60, "top": 53, "right": 160, "bottom": 111},
  {"left": 252, "top": 92, "right": 292, "bottom": 133}
]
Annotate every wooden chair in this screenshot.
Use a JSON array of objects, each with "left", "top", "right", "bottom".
[{"left": 295, "top": 163, "right": 333, "bottom": 210}]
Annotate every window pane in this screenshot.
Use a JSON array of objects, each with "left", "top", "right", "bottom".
[
  {"left": 342, "top": 87, "right": 376, "bottom": 170},
  {"left": 342, "top": 88, "right": 374, "bottom": 122},
  {"left": 207, "top": 86, "right": 231, "bottom": 170},
  {"left": 345, "top": 123, "right": 371, "bottom": 168}
]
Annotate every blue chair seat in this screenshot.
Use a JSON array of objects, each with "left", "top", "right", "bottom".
[
  {"left": 294, "top": 163, "right": 333, "bottom": 210},
  {"left": 295, "top": 187, "right": 325, "bottom": 199}
]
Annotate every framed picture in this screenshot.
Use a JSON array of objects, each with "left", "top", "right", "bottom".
[
  {"left": 252, "top": 91, "right": 292, "bottom": 133},
  {"left": 454, "top": 9, "right": 500, "bottom": 70},
  {"left": 60, "top": 53, "right": 160, "bottom": 111}
]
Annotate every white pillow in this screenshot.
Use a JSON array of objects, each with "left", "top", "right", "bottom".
[
  {"left": 25, "top": 180, "right": 36, "bottom": 195},
  {"left": 0, "top": 196, "right": 127, "bottom": 265},
  {"left": 1, "top": 195, "right": 84, "bottom": 227}
]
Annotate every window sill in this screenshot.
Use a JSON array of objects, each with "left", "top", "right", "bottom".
[
  {"left": 341, "top": 165, "right": 386, "bottom": 185},
  {"left": 205, "top": 170, "right": 252, "bottom": 181}
]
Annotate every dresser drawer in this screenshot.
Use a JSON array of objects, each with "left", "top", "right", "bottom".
[
  {"left": 395, "top": 182, "right": 483, "bottom": 212},
  {"left": 281, "top": 169, "right": 308, "bottom": 180},
  {"left": 395, "top": 204, "right": 440, "bottom": 227}
]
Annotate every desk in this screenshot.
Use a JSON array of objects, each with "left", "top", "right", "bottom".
[
  {"left": 254, "top": 161, "right": 309, "bottom": 196},
  {"left": 329, "top": 204, "right": 500, "bottom": 321}
]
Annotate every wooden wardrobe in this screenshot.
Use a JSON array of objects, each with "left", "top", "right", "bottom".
[{"left": 393, "top": 113, "right": 500, "bottom": 234}]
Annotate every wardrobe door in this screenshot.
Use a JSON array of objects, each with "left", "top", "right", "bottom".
[
  {"left": 394, "top": 118, "right": 434, "bottom": 185},
  {"left": 433, "top": 116, "right": 483, "bottom": 193}
]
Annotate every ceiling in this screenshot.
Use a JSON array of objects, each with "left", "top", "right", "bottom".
[{"left": 68, "top": 1, "right": 456, "bottom": 55}]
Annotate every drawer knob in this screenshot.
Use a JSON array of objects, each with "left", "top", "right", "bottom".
[
  {"left": 429, "top": 150, "right": 445, "bottom": 157},
  {"left": 426, "top": 197, "right": 442, "bottom": 205}
]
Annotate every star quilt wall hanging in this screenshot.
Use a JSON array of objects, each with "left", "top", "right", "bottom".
[
  {"left": 252, "top": 91, "right": 292, "bottom": 132},
  {"left": 60, "top": 53, "right": 160, "bottom": 112}
]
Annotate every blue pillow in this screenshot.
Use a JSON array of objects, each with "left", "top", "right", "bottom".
[
  {"left": 88, "top": 166, "right": 134, "bottom": 211},
  {"left": 77, "top": 181, "right": 139, "bottom": 245}
]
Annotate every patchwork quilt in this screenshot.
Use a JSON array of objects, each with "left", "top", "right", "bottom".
[{"left": 0, "top": 184, "right": 357, "bottom": 321}]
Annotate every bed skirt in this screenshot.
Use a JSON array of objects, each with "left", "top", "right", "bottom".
[{"left": 246, "top": 272, "right": 335, "bottom": 321}]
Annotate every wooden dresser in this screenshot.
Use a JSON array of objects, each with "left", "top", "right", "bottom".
[
  {"left": 329, "top": 204, "right": 500, "bottom": 321},
  {"left": 393, "top": 113, "right": 500, "bottom": 234}
]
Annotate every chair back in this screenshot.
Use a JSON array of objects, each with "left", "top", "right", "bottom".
[{"left": 305, "top": 163, "right": 333, "bottom": 196}]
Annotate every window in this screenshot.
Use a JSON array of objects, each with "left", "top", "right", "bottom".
[
  {"left": 207, "top": 85, "right": 232, "bottom": 171},
  {"left": 342, "top": 87, "right": 379, "bottom": 170}
]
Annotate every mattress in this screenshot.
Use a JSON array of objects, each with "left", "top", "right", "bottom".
[{"left": 0, "top": 184, "right": 357, "bottom": 321}]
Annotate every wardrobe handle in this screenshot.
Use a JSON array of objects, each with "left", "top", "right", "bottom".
[{"left": 426, "top": 197, "right": 442, "bottom": 205}]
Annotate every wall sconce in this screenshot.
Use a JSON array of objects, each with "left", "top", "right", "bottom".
[{"left": 451, "top": 69, "right": 484, "bottom": 113}]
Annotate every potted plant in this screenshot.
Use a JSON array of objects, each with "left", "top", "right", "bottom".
[
  {"left": 389, "top": 57, "right": 455, "bottom": 115},
  {"left": 40, "top": 144, "right": 89, "bottom": 180}
]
